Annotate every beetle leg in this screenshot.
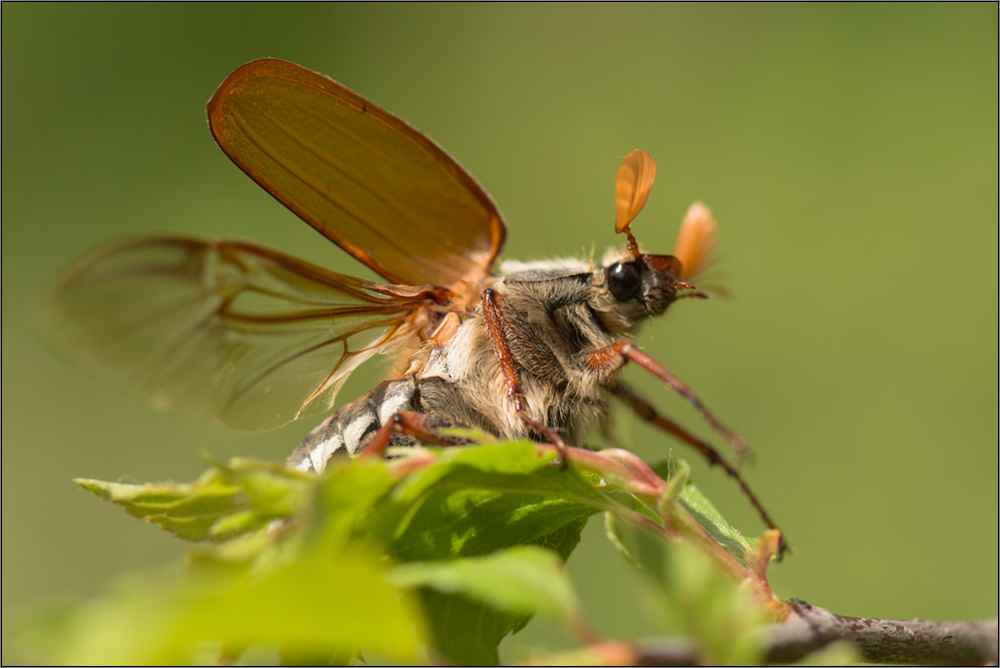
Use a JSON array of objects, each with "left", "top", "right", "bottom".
[
  {"left": 481, "top": 289, "right": 569, "bottom": 462},
  {"left": 359, "top": 412, "right": 472, "bottom": 459},
  {"left": 611, "top": 379, "right": 788, "bottom": 558},
  {"left": 588, "top": 341, "right": 748, "bottom": 457}
]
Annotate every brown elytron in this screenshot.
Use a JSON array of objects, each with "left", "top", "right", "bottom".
[
  {"left": 207, "top": 59, "right": 505, "bottom": 289},
  {"left": 43, "top": 60, "right": 785, "bottom": 553}
]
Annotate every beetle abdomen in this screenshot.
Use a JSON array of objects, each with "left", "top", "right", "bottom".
[{"left": 288, "top": 376, "right": 419, "bottom": 473}]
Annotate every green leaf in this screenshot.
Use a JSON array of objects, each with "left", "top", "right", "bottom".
[
  {"left": 372, "top": 442, "right": 600, "bottom": 664},
  {"left": 214, "top": 457, "right": 315, "bottom": 518},
  {"left": 603, "top": 514, "right": 766, "bottom": 664},
  {"left": 54, "top": 442, "right": 774, "bottom": 665},
  {"left": 412, "top": 518, "right": 587, "bottom": 665},
  {"left": 384, "top": 441, "right": 604, "bottom": 560},
  {"left": 416, "top": 588, "right": 527, "bottom": 666},
  {"left": 55, "top": 454, "right": 428, "bottom": 665},
  {"left": 75, "top": 458, "right": 315, "bottom": 542},
  {"left": 314, "top": 456, "right": 397, "bottom": 544},
  {"left": 604, "top": 511, "right": 670, "bottom": 592},
  {"left": 678, "top": 483, "right": 752, "bottom": 560},
  {"left": 391, "top": 544, "right": 585, "bottom": 666},
  {"left": 171, "top": 545, "right": 423, "bottom": 662},
  {"left": 75, "top": 472, "right": 244, "bottom": 542},
  {"left": 651, "top": 458, "right": 753, "bottom": 561},
  {"left": 57, "top": 545, "right": 424, "bottom": 665},
  {"left": 391, "top": 546, "right": 581, "bottom": 621}
]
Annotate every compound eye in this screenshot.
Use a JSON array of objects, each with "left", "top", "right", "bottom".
[{"left": 606, "top": 261, "right": 642, "bottom": 302}]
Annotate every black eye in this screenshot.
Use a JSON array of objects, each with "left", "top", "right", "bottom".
[{"left": 606, "top": 262, "right": 642, "bottom": 302}]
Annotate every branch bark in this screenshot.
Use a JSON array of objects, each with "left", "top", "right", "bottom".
[{"left": 630, "top": 599, "right": 998, "bottom": 666}]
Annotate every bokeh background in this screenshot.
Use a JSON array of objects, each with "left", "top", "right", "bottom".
[{"left": 3, "top": 4, "right": 996, "bottom": 662}]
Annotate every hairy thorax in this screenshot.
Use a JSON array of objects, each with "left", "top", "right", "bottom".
[{"left": 414, "top": 259, "right": 613, "bottom": 446}]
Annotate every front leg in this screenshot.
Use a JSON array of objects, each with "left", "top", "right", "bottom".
[
  {"left": 611, "top": 379, "right": 788, "bottom": 558},
  {"left": 588, "top": 340, "right": 748, "bottom": 457}
]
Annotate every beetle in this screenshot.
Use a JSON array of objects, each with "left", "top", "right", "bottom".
[{"left": 42, "top": 60, "right": 784, "bottom": 550}]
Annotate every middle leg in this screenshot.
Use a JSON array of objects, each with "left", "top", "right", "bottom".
[{"left": 481, "top": 288, "right": 570, "bottom": 460}]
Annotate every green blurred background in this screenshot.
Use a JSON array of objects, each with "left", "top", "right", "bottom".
[{"left": 3, "top": 4, "right": 996, "bottom": 661}]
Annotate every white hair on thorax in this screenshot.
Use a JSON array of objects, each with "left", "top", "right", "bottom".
[{"left": 499, "top": 257, "right": 593, "bottom": 275}]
